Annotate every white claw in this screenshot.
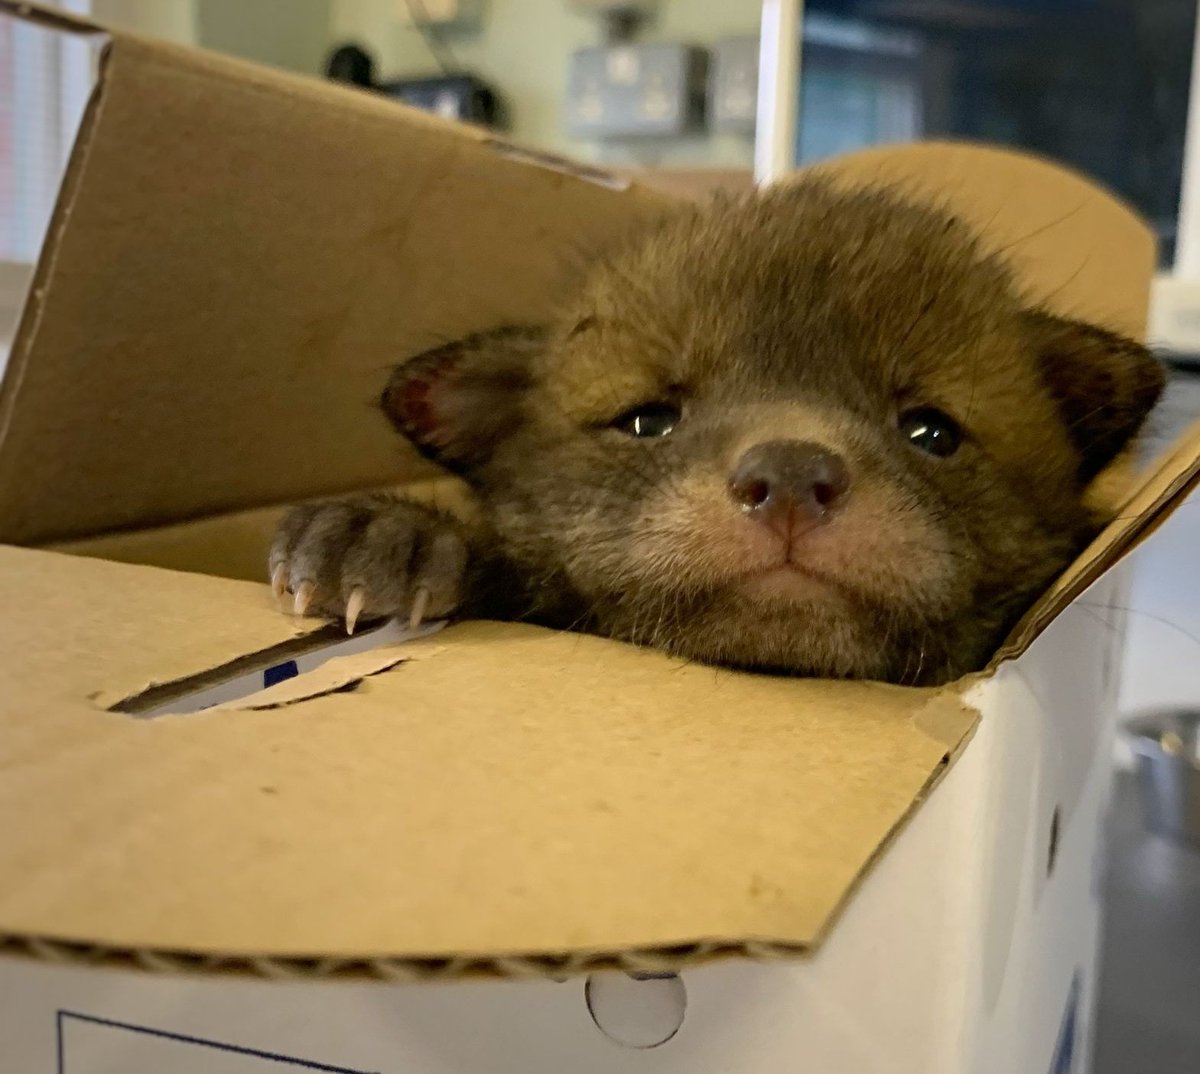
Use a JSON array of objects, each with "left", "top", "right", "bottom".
[
  {"left": 293, "top": 580, "right": 316, "bottom": 617},
  {"left": 409, "top": 585, "right": 431, "bottom": 632},
  {"left": 344, "top": 587, "right": 365, "bottom": 636},
  {"left": 271, "top": 563, "right": 288, "bottom": 600}
]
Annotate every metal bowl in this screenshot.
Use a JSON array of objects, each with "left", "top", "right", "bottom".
[{"left": 1126, "top": 709, "right": 1200, "bottom": 850}]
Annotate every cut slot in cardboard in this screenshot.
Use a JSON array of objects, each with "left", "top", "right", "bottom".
[{"left": 0, "top": 0, "right": 1197, "bottom": 986}]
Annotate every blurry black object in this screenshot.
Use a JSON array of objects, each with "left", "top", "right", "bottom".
[
  {"left": 379, "top": 75, "right": 505, "bottom": 128},
  {"left": 323, "top": 42, "right": 505, "bottom": 130},
  {"left": 326, "top": 44, "right": 376, "bottom": 88}
]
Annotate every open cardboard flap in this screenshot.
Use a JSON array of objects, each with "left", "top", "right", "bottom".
[
  {"left": 0, "top": 542, "right": 974, "bottom": 977},
  {"left": 1, "top": 1, "right": 1198, "bottom": 980},
  {"left": 0, "top": 0, "right": 668, "bottom": 548}
]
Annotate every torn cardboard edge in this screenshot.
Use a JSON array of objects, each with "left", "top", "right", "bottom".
[
  {"left": 102, "top": 620, "right": 445, "bottom": 717},
  {"left": 100, "top": 623, "right": 352, "bottom": 715},
  {"left": 209, "top": 649, "right": 417, "bottom": 712},
  {"left": 200, "top": 636, "right": 446, "bottom": 714}
]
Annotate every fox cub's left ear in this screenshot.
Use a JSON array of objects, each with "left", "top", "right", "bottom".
[
  {"left": 1023, "top": 310, "right": 1165, "bottom": 485},
  {"left": 381, "top": 326, "right": 545, "bottom": 475}
]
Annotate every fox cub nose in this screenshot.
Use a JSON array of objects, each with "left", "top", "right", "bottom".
[{"left": 728, "top": 440, "right": 851, "bottom": 531}]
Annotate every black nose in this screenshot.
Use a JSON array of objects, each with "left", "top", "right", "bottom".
[{"left": 729, "top": 440, "right": 851, "bottom": 527}]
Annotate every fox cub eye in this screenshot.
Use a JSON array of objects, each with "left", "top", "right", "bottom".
[
  {"left": 899, "top": 407, "right": 962, "bottom": 458},
  {"left": 613, "top": 403, "right": 681, "bottom": 438}
]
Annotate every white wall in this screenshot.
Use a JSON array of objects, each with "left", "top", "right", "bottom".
[
  {"left": 330, "top": 0, "right": 762, "bottom": 166},
  {"left": 91, "top": 0, "right": 198, "bottom": 45},
  {"left": 0, "top": 262, "right": 31, "bottom": 376},
  {"left": 197, "top": 0, "right": 333, "bottom": 76},
  {"left": 72, "top": 1, "right": 764, "bottom": 167},
  {"left": 92, "top": 0, "right": 334, "bottom": 76}
]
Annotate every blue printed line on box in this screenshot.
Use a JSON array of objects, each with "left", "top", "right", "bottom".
[{"left": 263, "top": 660, "right": 300, "bottom": 689}]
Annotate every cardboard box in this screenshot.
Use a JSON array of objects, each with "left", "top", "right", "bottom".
[
  {"left": 606, "top": 167, "right": 757, "bottom": 203},
  {"left": 1, "top": 4, "right": 1198, "bottom": 1072}
]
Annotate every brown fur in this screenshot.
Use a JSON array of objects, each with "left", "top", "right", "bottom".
[{"left": 271, "top": 180, "right": 1164, "bottom": 685}]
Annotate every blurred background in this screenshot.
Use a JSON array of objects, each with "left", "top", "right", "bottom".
[
  {"left": 4, "top": 1, "right": 1200, "bottom": 256},
  {"left": 2, "top": 2, "right": 1199, "bottom": 1071}
]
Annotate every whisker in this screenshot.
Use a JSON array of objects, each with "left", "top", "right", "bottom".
[{"left": 1076, "top": 599, "right": 1200, "bottom": 653}]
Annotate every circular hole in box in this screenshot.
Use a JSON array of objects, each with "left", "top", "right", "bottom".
[{"left": 585, "top": 972, "right": 687, "bottom": 1048}]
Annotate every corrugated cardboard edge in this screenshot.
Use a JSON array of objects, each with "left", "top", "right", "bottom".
[
  {"left": 0, "top": 932, "right": 804, "bottom": 983},
  {"left": 0, "top": 686, "right": 977, "bottom": 983}
]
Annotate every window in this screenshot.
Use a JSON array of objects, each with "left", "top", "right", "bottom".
[
  {"left": 0, "top": 1, "right": 96, "bottom": 266},
  {"left": 0, "top": 1, "right": 95, "bottom": 349},
  {"left": 789, "top": 0, "right": 1199, "bottom": 271}
]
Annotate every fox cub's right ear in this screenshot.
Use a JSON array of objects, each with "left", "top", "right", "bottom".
[
  {"left": 381, "top": 326, "right": 545, "bottom": 474},
  {"left": 1024, "top": 310, "right": 1165, "bottom": 486}
]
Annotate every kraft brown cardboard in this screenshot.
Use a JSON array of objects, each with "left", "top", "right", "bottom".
[
  {"left": 807, "top": 141, "right": 1154, "bottom": 338},
  {"left": 48, "top": 478, "right": 470, "bottom": 583},
  {"left": 608, "top": 167, "right": 757, "bottom": 201},
  {"left": 0, "top": 7, "right": 669, "bottom": 547},
  {"left": 0, "top": 544, "right": 974, "bottom": 970},
  {"left": 0, "top": 1, "right": 1193, "bottom": 981}
]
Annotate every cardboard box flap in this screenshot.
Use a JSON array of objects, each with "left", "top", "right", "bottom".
[
  {"left": 809, "top": 141, "right": 1154, "bottom": 337},
  {"left": 0, "top": 545, "right": 330, "bottom": 709},
  {"left": 0, "top": 545, "right": 976, "bottom": 974},
  {"left": 0, "top": 10, "right": 668, "bottom": 546},
  {"left": 0, "top": 13, "right": 1175, "bottom": 981},
  {"left": 996, "top": 420, "right": 1200, "bottom": 663}
]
